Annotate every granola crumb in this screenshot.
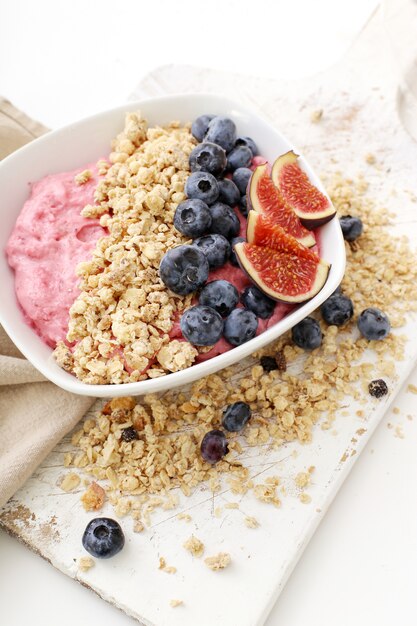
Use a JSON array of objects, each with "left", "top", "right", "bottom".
[
  {"left": 392, "top": 406, "right": 400, "bottom": 415},
  {"left": 310, "top": 109, "right": 323, "bottom": 123},
  {"left": 133, "top": 520, "right": 145, "bottom": 533},
  {"left": 183, "top": 535, "right": 204, "bottom": 558},
  {"left": 407, "top": 384, "right": 417, "bottom": 394},
  {"left": 159, "top": 557, "right": 177, "bottom": 574},
  {"left": 60, "top": 472, "right": 81, "bottom": 492},
  {"left": 204, "top": 552, "right": 231, "bottom": 571},
  {"left": 214, "top": 507, "right": 223, "bottom": 518},
  {"left": 74, "top": 169, "right": 92, "bottom": 185},
  {"left": 170, "top": 599, "right": 183, "bottom": 608},
  {"left": 77, "top": 556, "right": 94, "bottom": 572},
  {"left": 394, "top": 425, "right": 405, "bottom": 439},
  {"left": 177, "top": 513, "right": 192, "bottom": 523},
  {"left": 244, "top": 516, "right": 260, "bottom": 529},
  {"left": 299, "top": 493, "right": 312, "bottom": 504},
  {"left": 365, "top": 153, "right": 376, "bottom": 165},
  {"left": 224, "top": 502, "right": 239, "bottom": 510},
  {"left": 80, "top": 481, "right": 105, "bottom": 511},
  {"left": 295, "top": 472, "right": 311, "bottom": 489}
]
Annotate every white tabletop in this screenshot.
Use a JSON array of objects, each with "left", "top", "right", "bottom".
[{"left": 3, "top": 1, "right": 417, "bottom": 625}]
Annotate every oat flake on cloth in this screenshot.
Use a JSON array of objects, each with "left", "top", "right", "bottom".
[{"left": 0, "top": 98, "right": 94, "bottom": 508}]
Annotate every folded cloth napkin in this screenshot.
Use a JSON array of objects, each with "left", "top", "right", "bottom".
[{"left": 0, "top": 98, "right": 94, "bottom": 509}]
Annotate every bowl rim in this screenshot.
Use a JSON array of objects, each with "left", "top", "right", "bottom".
[{"left": 0, "top": 92, "right": 346, "bottom": 397}]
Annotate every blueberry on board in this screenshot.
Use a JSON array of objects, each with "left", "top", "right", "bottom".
[
  {"left": 199, "top": 280, "right": 239, "bottom": 317},
  {"left": 209, "top": 202, "right": 241, "bottom": 239},
  {"left": 218, "top": 179, "right": 240, "bottom": 208},
  {"left": 192, "top": 234, "right": 231, "bottom": 269},
  {"left": 204, "top": 116, "right": 236, "bottom": 152},
  {"left": 291, "top": 317, "right": 322, "bottom": 350},
  {"left": 339, "top": 215, "right": 363, "bottom": 242},
  {"left": 180, "top": 305, "right": 224, "bottom": 346},
  {"left": 232, "top": 167, "right": 252, "bottom": 195},
  {"left": 321, "top": 294, "right": 354, "bottom": 326},
  {"left": 357, "top": 307, "right": 391, "bottom": 340},
  {"left": 82, "top": 518, "right": 125, "bottom": 559},
  {"left": 234, "top": 136, "right": 258, "bottom": 156},
  {"left": 226, "top": 145, "right": 253, "bottom": 172},
  {"left": 189, "top": 142, "right": 227, "bottom": 177},
  {"left": 368, "top": 379, "right": 388, "bottom": 398},
  {"left": 241, "top": 285, "right": 276, "bottom": 319},
  {"left": 224, "top": 308, "right": 258, "bottom": 346},
  {"left": 200, "top": 429, "right": 229, "bottom": 463},
  {"left": 173, "top": 199, "right": 212, "bottom": 238},
  {"left": 222, "top": 402, "right": 251, "bottom": 432},
  {"left": 185, "top": 171, "right": 219, "bottom": 205},
  {"left": 230, "top": 236, "right": 245, "bottom": 266},
  {"left": 159, "top": 245, "right": 209, "bottom": 295},
  {"left": 191, "top": 114, "right": 215, "bottom": 142},
  {"left": 238, "top": 194, "right": 248, "bottom": 217}
]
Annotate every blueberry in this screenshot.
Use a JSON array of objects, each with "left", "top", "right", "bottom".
[
  {"left": 339, "top": 215, "right": 363, "bottom": 242},
  {"left": 292, "top": 317, "right": 322, "bottom": 350},
  {"left": 218, "top": 179, "right": 240, "bottom": 207},
  {"left": 321, "top": 294, "right": 354, "bottom": 326},
  {"left": 193, "top": 234, "right": 231, "bottom": 269},
  {"left": 232, "top": 167, "right": 252, "bottom": 195},
  {"left": 173, "top": 199, "right": 212, "bottom": 238},
  {"left": 222, "top": 402, "right": 251, "bottom": 432},
  {"left": 227, "top": 145, "right": 253, "bottom": 172},
  {"left": 185, "top": 171, "right": 219, "bottom": 205},
  {"left": 260, "top": 355, "right": 279, "bottom": 372},
  {"left": 180, "top": 305, "right": 224, "bottom": 346},
  {"left": 199, "top": 280, "right": 239, "bottom": 317},
  {"left": 368, "top": 379, "right": 388, "bottom": 398},
  {"left": 224, "top": 308, "right": 258, "bottom": 346},
  {"left": 82, "top": 517, "right": 125, "bottom": 559},
  {"left": 209, "top": 202, "right": 241, "bottom": 239},
  {"left": 357, "top": 307, "right": 391, "bottom": 340},
  {"left": 238, "top": 195, "right": 248, "bottom": 217},
  {"left": 191, "top": 114, "right": 215, "bottom": 142},
  {"left": 204, "top": 116, "right": 236, "bottom": 152},
  {"left": 235, "top": 136, "right": 258, "bottom": 156},
  {"left": 189, "top": 142, "right": 226, "bottom": 177},
  {"left": 230, "top": 236, "right": 245, "bottom": 266},
  {"left": 160, "top": 245, "right": 209, "bottom": 295},
  {"left": 241, "top": 285, "right": 275, "bottom": 319},
  {"left": 121, "top": 426, "right": 139, "bottom": 442},
  {"left": 200, "top": 429, "right": 228, "bottom": 463}
]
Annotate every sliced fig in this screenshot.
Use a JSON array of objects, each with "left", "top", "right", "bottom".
[
  {"left": 247, "top": 211, "right": 318, "bottom": 260},
  {"left": 234, "top": 241, "right": 330, "bottom": 304},
  {"left": 271, "top": 151, "right": 336, "bottom": 229},
  {"left": 247, "top": 163, "right": 315, "bottom": 248}
]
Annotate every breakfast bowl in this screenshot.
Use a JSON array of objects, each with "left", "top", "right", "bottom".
[{"left": 0, "top": 94, "right": 345, "bottom": 397}]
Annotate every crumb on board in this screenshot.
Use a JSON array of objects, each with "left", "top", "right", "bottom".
[
  {"left": 59, "top": 473, "right": 81, "bottom": 492},
  {"left": 183, "top": 535, "right": 204, "bottom": 558},
  {"left": 244, "top": 516, "right": 260, "bottom": 529},
  {"left": 365, "top": 153, "right": 376, "bottom": 165},
  {"left": 159, "top": 557, "right": 177, "bottom": 574},
  {"left": 295, "top": 472, "right": 311, "bottom": 489},
  {"left": 299, "top": 493, "right": 312, "bottom": 504},
  {"left": 80, "top": 481, "right": 105, "bottom": 511},
  {"left": 77, "top": 556, "right": 94, "bottom": 572},
  {"left": 177, "top": 513, "right": 192, "bottom": 522},
  {"left": 204, "top": 552, "right": 231, "bottom": 571},
  {"left": 170, "top": 599, "right": 183, "bottom": 608},
  {"left": 310, "top": 109, "right": 323, "bottom": 123},
  {"left": 407, "top": 384, "right": 417, "bottom": 394},
  {"left": 394, "top": 425, "right": 405, "bottom": 439},
  {"left": 224, "top": 502, "right": 239, "bottom": 510}
]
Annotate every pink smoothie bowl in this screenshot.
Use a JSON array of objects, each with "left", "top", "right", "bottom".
[{"left": 0, "top": 94, "right": 346, "bottom": 397}]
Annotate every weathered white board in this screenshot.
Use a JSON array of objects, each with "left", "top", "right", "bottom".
[{"left": 2, "top": 12, "right": 417, "bottom": 626}]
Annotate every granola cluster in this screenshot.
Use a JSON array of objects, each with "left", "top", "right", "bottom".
[
  {"left": 54, "top": 113, "right": 198, "bottom": 384},
  {"left": 66, "top": 173, "right": 417, "bottom": 528}
]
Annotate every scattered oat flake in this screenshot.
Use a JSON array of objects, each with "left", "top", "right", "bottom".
[
  {"left": 77, "top": 556, "right": 94, "bottom": 572},
  {"left": 407, "top": 384, "right": 417, "bottom": 394},
  {"left": 365, "top": 153, "right": 376, "bottom": 165},
  {"left": 244, "top": 516, "right": 260, "bottom": 529},
  {"left": 159, "top": 557, "right": 177, "bottom": 574},
  {"left": 170, "top": 599, "right": 183, "bottom": 608},
  {"left": 214, "top": 507, "right": 223, "bottom": 518},
  {"left": 133, "top": 520, "right": 144, "bottom": 533},
  {"left": 310, "top": 109, "right": 323, "bottom": 123},
  {"left": 80, "top": 481, "right": 105, "bottom": 511},
  {"left": 394, "top": 425, "right": 405, "bottom": 439},
  {"left": 60, "top": 473, "right": 80, "bottom": 492},
  {"left": 204, "top": 552, "right": 231, "bottom": 571},
  {"left": 392, "top": 407, "right": 400, "bottom": 415},
  {"left": 295, "top": 472, "right": 311, "bottom": 488},
  {"left": 224, "top": 502, "right": 239, "bottom": 510},
  {"left": 183, "top": 535, "right": 204, "bottom": 558},
  {"left": 177, "top": 513, "right": 192, "bottom": 522},
  {"left": 299, "top": 493, "right": 312, "bottom": 504}
]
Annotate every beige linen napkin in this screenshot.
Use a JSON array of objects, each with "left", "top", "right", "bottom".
[{"left": 0, "top": 98, "right": 94, "bottom": 509}]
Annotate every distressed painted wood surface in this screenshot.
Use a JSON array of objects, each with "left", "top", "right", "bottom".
[{"left": 2, "top": 12, "right": 417, "bottom": 626}]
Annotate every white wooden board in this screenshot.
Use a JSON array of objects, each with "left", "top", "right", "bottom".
[{"left": 2, "top": 12, "right": 417, "bottom": 626}]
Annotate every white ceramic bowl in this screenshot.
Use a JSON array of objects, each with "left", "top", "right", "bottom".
[{"left": 0, "top": 94, "right": 345, "bottom": 397}]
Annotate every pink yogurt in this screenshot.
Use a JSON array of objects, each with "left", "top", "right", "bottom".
[{"left": 6, "top": 164, "right": 106, "bottom": 347}]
